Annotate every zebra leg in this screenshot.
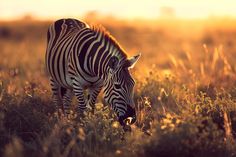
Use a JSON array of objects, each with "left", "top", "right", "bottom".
[
  {"left": 49, "top": 77, "right": 63, "bottom": 114},
  {"left": 72, "top": 79, "right": 86, "bottom": 113},
  {"left": 87, "top": 86, "right": 102, "bottom": 113},
  {"left": 62, "top": 89, "right": 73, "bottom": 116}
]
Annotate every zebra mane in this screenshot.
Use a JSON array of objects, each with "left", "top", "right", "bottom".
[{"left": 90, "top": 25, "right": 128, "bottom": 59}]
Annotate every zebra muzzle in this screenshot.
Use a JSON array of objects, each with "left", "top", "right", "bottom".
[
  {"left": 118, "top": 105, "right": 136, "bottom": 126},
  {"left": 122, "top": 116, "right": 136, "bottom": 132},
  {"left": 124, "top": 117, "right": 133, "bottom": 125},
  {"left": 123, "top": 116, "right": 136, "bottom": 125}
]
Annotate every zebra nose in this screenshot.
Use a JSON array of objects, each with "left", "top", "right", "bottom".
[
  {"left": 124, "top": 117, "right": 132, "bottom": 125},
  {"left": 118, "top": 105, "right": 136, "bottom": 126},
  {"left": 123, "top": 105, "right": 136, "bottom": 125},
  {"left": 124, "top": 116, "right": 136, "bottom": 125}
]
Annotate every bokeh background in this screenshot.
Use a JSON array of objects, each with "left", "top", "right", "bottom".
[
  {"left": 1, "top": 0, "right": 236, "bottom": 20},
  {"left": 1, "top": 1, "right": 236, "bottom": 157}
]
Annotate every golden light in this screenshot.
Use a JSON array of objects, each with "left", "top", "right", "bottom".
[
  {"left": 0, "top": 0, "right": 236, "bottom": 21},
  {"left": 112, "top": 121, "right": 120, "bottom": 128}
]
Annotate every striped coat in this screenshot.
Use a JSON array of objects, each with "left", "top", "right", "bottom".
[{"left": 46, "top": 18, "right": 140, "bottom": 126}]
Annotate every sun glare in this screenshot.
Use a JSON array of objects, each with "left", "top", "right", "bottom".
[{"left": 0, "top": 0, "right": 236, "bottom": 20}]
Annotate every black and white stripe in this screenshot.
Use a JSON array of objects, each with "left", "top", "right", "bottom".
[{"left": 45, "top": 18, "right": 140, "bottom": 125}]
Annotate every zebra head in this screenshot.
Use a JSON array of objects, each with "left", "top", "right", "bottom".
[{"left": 104, "top": 54, "right": 141, "bottom": 126}]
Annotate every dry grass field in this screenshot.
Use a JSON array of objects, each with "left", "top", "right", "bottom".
[{"left": 0, "top": 17, "right": 236, "bottom": 157}]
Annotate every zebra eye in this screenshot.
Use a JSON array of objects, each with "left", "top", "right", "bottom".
[{"left": 114, "top": 83, "right": 121, "bottom": 89}]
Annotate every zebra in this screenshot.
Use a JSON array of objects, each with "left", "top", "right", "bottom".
[{"left": 45, "top": 18, "right": 140, "bottom": 126}]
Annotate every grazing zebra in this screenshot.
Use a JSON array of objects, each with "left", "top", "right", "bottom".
[{"left": 45, "top": 18, "right": 140, "bottom": 126}]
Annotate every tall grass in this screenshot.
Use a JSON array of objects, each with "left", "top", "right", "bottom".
[{"left": 0, "top": 18, "right": 236, "bottom": 157}]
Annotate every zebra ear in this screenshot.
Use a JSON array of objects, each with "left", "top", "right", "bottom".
[
  {"left": 108, "top": 56, "right": 119, "bottom": 70},
  {"left": 126, "top": 53, "right": 141, "bottom": 69}
]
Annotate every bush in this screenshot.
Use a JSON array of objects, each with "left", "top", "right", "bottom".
[{"left": 142, "top": 114, "right": 233, "bottom": 157}]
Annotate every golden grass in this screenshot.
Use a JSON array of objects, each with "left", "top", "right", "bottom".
[{"left": 0, "top": 17, "right": 236, "bottom": 157}]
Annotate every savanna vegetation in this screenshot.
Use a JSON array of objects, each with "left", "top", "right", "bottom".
[{"left": 0, "top": 16, "right": 236, "bottom": 157}]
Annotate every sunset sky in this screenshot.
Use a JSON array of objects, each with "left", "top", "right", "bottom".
[{"left": 1, "top": 0, "right": 236, "bottom": 20}]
